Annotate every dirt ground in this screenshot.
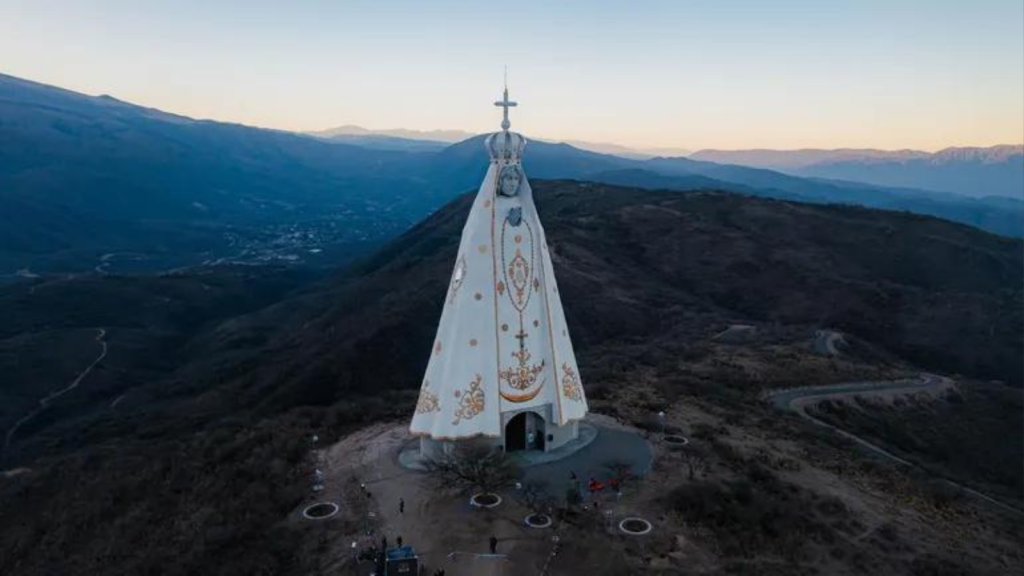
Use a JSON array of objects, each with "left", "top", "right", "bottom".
[
  {"left": 296, "top": 417, "right": 677, "bottom": 576},
  {"left": 291, "top": 394, "right": 1023, "bottom": 576}
]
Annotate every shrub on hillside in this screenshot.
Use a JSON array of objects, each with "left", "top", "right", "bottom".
[{"left": 666, "top": 471, "right": 848, "bottom": 560}]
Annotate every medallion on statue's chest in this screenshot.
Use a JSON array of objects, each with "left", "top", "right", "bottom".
[{"left": 501, "top": 215, "right": 535, "bottom": 312}]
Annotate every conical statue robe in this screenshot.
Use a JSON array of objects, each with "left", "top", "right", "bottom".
[{"left": 410, "top": 97, "right": 588, "bottom": 452}]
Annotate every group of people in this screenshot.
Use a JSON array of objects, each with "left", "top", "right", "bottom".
[{"left": 570, "top": 470, "right": 624, "bottom": 504}]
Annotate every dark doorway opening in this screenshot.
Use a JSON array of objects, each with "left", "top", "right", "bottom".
[
  {"left": 505, "top": 412, "right": 545, "bottom": 452},
  {"left": 506, "top": 413, "right": 526, "bottom": 451}
]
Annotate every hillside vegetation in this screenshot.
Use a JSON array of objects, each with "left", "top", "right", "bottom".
[{"left": 1, "top": 181, "right": 1020, "bottom": 575}]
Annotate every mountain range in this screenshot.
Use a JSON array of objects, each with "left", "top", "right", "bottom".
[
  {"left": 687, "top": 145, "right": 1024, "bottom": 199},
  {"left": 1, "top": 71, "right": 1022, "bottom": 575},
  {"left": 2, "top": 71, "right": 1021, "bottom": 280},
  {"left": 316, "top": 126, "right": 1022, "bottom": 199},
  {"left": 311, "top": 124, "right": 694, "bottom": 158}
]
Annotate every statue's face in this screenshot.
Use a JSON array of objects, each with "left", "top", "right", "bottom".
[{"left": 498, "top": 165, "right": 521, "bottom": 197}]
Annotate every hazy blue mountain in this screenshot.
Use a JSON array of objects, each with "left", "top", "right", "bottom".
[
  {"left": 0, "top": 74, "right": 439, "bottom": 274},
  {"left": 584, "top": 168, "right": 738, "bottom": 192},
  {"left": 430, "top": 138, "right": 1023, "bottom": 238},
  {"left": 313, "top": 124, "right": 691, "bottom": 158},
  {"left": 310, "top": 124, "right": 475, "bottom": 143},
  {"left": 690, "top": 148, "right": 933, "bottom": 169},
  {"left": 640, "top": 155, "right": 1024, "bottom": 235},
  {"left": 3, "top": 72, "right": 1021, "bottom": 277},
  {"left": 309, "top": 132, "right": 449, "bottom": 152},
  {"left": 509, "top": 138, "right": 691, "bottom": 160},
  {"left": 691, "top": 146, "right": 1024, "bottom": 199}
]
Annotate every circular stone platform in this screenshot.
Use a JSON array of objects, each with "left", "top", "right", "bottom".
[
  {"left": 470, "top": 493, "right": 502, "bottom": 508},
  {"left": 524, "top": 513, "right": 553, "bottom": 528},
  {"left": 398, "top": 421, "right": 600, "bottom": 471},
  {"left": 664, "top": 435, "right": 689, "bottom": 446},
  {"left": 618, "top": 517, "right": 652, "bottom": 535},
  {"left": 302, "top": 502, "right": 339, "bottom": 520},
  {"left": 519, "top": 422, "right": 652, "bottom": 498},
  {"left": 396, "top": 417, "right": 653, "bottom": 501}
]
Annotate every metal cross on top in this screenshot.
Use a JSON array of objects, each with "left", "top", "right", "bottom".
[{"left": 494, "top": 84, "right": 517, "bottom": 132}]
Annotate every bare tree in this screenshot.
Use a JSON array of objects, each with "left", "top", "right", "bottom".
[
  {"left": 681, "top": 445, "right": 709, "bottom": 480},
  {"left": 516, "top": 480, "right": 556, "bottom": 513},
  {"left": 423, "top": 443, "right": 519, "bottom": 494}
]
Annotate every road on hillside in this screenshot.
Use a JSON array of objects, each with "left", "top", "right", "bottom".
[
  {"left": 812, "top": 329, "right": 845, "bottom": 356},
  {"left": 2, "top": 328, "right": 108, "bottom": 457},
  {"left": 767, "top": 374, "right": 1023, "bottom": 517}
]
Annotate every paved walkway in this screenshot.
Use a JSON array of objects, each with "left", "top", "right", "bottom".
[
  {"left": 397, "top": 418, "right": 652, "bottom": 499},
  {"left": 521, "top": 424, "right": 653, "bottom": 498},
  {"left": 316, "top": 417, "right": 653, "bottom": 574}
]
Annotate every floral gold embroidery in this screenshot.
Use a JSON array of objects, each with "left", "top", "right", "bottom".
[
  {"left": 561, "top": 363, "right": 583, "bottom": 401},
  {"left": 452, "top": 375, "right": 485, "bottom": 425},
  {"left": 500, "top": 348, "right": 545, "bottom": 391},
  {"left": 415, "top": 389, "right": 441, "bottom": 414}
]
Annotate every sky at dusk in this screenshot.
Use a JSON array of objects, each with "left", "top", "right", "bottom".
[{"left": 1, "top": 0, "right": 1021, "bottom": 151}]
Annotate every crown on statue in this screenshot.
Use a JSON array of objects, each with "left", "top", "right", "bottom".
[
  {"left": 485, "top": 130, "right": 527, "bottom": 163},
  {"left": 487, "top": 84, "right": 526, "bottom": 163}
]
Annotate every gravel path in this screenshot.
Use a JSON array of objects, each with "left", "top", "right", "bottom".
[{"left": 2, "top": 327, "right": 107, "bottom": 457}]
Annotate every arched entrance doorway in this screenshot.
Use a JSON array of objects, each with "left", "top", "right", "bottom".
[{"left": 505, "top": 411, "right": 545, "bottom": 452}]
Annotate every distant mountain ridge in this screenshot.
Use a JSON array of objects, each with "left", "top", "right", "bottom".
[
  {"left": 312, "top": 124, "right": 690, "bottom": 158},
  {"left": 2, "top": 72, "right": 1021, "bottom": 277},
  {"left": 691, "top": 145, "right": 1023, "bottom": 168},
  {"left": 318, "top": 127, "right": 1021, "bottom": 198},
  {"left": 310, "top": 124, "right": 476, "bottom": 143},
  {"left": 691, "top": 145, "right": 1024, "bottom": 198}
]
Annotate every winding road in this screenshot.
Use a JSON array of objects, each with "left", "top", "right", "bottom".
[
  {"left": 767, "top": 374, "right": 1023, "bottom": 517},
  {"left": 2, "top": 328, "right": 108, "bottom": 456},
  {"left": 812, "top": 329, "right": 846, "bottom": 356}
]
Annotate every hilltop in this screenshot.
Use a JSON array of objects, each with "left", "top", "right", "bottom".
[{"left": 1, "top": 180, "right": 1020, "bottom": 575}]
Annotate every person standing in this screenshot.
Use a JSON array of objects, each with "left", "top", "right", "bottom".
[
  {"left": 399, "top": 497, "right": 405, "bottom": 515},
  {"left": 489, "top": 535, "right": 498, "bottom": 554}
]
